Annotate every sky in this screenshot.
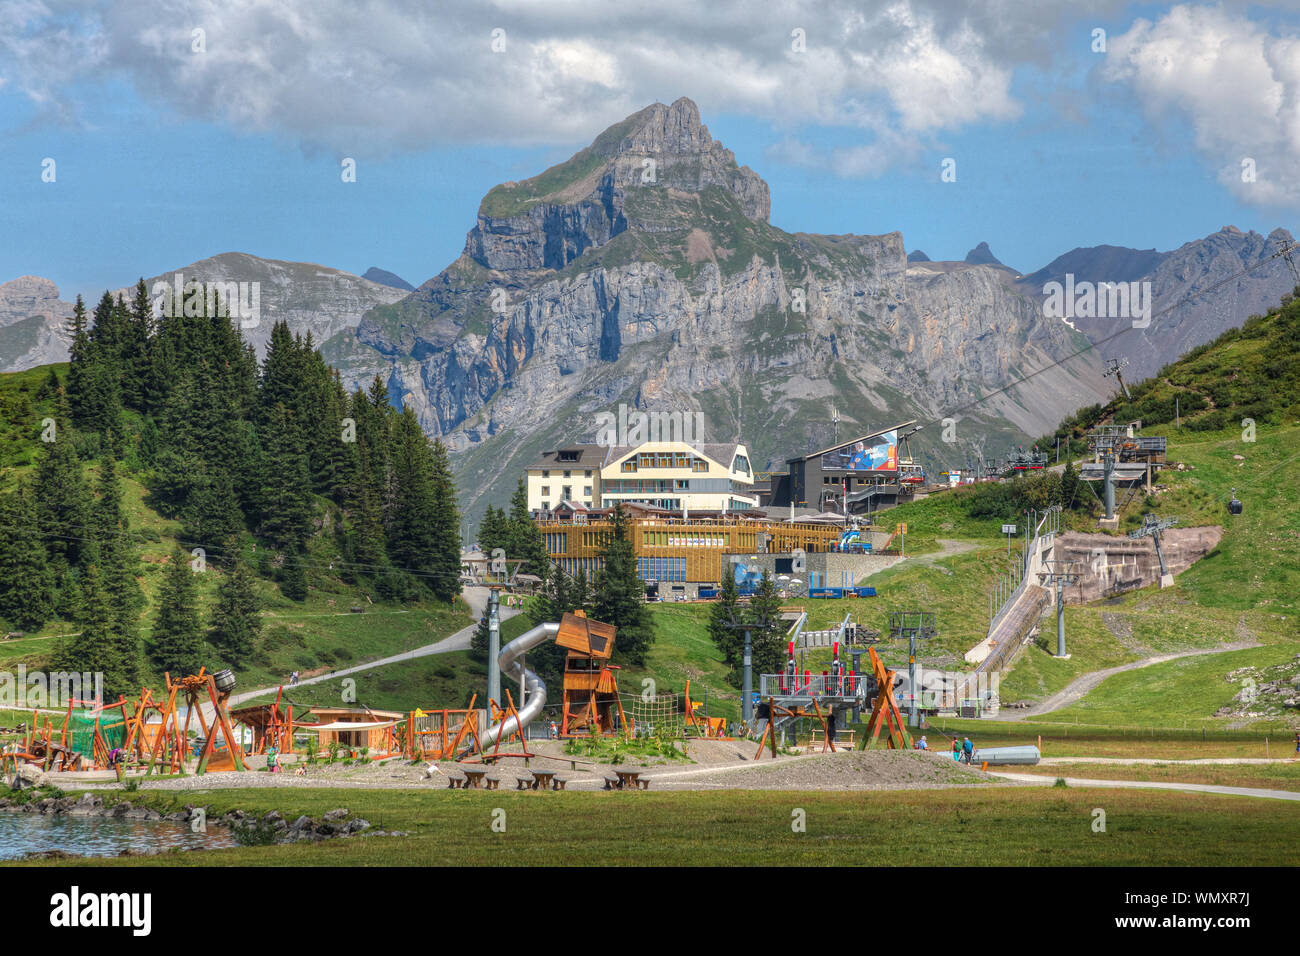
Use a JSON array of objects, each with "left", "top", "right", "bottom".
[{"left": 2, "top": 1, "right": 1298, "bottom": 301}]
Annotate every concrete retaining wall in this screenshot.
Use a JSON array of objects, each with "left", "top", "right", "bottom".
[{"left": 1055, "top": 527, "right": 1223, "bottom": 603}]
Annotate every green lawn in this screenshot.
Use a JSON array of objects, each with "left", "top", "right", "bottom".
[{"left": 19, "top": 786, "right": 1300, "bottom": 867}]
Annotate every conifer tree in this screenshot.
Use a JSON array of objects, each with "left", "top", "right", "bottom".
[
  {"left": 148, "top": 548, "right": 205, "bottom": 677},
  {"left": 707, "top": 571, "right": 742, "bottom": 667},
  {"left": 259, "top": 402, "right": 313, "bottom": 550},
  {"left": 592, "top": 505, "right": 654, "bottom": 665},
  {"left": 93, "top": 456, "right": 143, "bottom": 691},
  {"left": 280, "top": 549, "right": 308, "bottom": 602},
  {"left": 507, "top": 477, "right": 550, "bottom": 577},
  {"left": 209, "top": 557, "right": 261, "bottom": 661},
  {"left": 427, "top": 437, "right": 461, "bottom": 603},
  {"left": 33, "top": 391, "right": 90, "bottom": 574},
  {"left": 747, "top": 570, "right": 786, "bottom": 678},
  {"left": 0, "top": 485, "right": 56, "bottom": 632},
  {"left": 61, "top": 565, "right": 123, "bottom": 697}
]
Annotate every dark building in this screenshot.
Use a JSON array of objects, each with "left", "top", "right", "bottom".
[{"left": 771, "top": 422, "right": 918, "bottom": 516}]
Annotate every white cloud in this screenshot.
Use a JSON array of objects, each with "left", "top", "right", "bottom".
[
  {"left": 1102, "top": 4, "right": 1300, "bottom": 207},
  {"left": 0, "top": 0, "right": 1034, "bottom": 169}
]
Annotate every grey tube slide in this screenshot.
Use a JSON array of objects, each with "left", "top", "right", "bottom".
[{"left": 476, "top": 621, "right": 560, "bottom": 750}]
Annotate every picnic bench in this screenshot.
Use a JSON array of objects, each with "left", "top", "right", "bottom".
[
  {"left": 604, "top": 769, "right": 651, "bottom": 790},
  {"left": 514, "top": 770, "right": 567, "bottom": 791},
  {"left": 448, "top": 769, "right": 497, "bottom": 789}
]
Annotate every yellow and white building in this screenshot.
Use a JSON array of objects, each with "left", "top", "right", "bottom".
[{"left": 525, "top": 441, "right": 756, "bottom": 514}]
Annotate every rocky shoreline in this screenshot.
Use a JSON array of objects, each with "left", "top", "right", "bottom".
[{"left": 0, "top": 793, "right": 404, "bottom": 859}]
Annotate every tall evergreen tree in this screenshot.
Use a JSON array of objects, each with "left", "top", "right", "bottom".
[
  {"left": 507, "top": 477, "right": 550, "bottom": 577},
  {"left": 592, "top": 505, "right": 654, "bottom": 665},
  {"left": 747, "top": 570, "right": 786, "bottom": 679},
  {"left": 93, "top": 456, "right": 142, "bottom": 692},
  {"left": 61, "top": 565, "right": 123, "bottom": 697},
  {"left": 259, "top": 402, "right": 314, "bottom": 550},
  {"left": 0, "top": 485, "right": 56, "bottom": 632},
  {"left": 209, "top": 557, "right": 261, "bottom": 661},
  {"left": 427, "top": 437, "right": 461, "bottom": 604},
  {"left": 148, "top": 548, "right": 205, "bottom": 677},
  {"left": 33, "top": 391, "right": 90, "bottom": 574},
  {"left": 707, "top": 571, "right": 742, "bottom": 667}
]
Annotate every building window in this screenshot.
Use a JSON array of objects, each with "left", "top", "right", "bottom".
[
  {"left": 584, "top": 486, "right": 592, "bottom": 496},
  {"left": 542, "top": 470, "right": 550, "bottom": 478},
  {"left": 563, "top": 470, "right": 571, "bottom": 478},
  {"left": 541, "top": 486, "right": 550, "bottom": 496}
]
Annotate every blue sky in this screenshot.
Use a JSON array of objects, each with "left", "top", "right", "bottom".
[{"left": 2, "top": 1, "right": 1297, "bottom": 300}]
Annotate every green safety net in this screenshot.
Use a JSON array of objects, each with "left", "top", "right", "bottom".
[{"left": 64, "top": 708, "right": 126, "bottom": 758}]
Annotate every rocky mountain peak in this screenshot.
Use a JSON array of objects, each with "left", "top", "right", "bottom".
[{"left": 465, "top": 98, "right": 769, "bottom": 272}]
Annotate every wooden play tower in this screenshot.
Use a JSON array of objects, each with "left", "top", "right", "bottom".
[{"left": 557, "top": 611, "right": 627, "bottom": 735}]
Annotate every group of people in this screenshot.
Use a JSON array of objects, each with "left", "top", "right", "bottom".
[{"left": 915, "top": 735, "right": 975, "bottom": 763}]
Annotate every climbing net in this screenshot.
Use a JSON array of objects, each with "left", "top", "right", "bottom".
[{"left": 624, "top": 692, "right": 683, "bottom": 739}]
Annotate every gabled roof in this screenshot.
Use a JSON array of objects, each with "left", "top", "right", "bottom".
[{"left": 528, "top": 445, "right": 611, "bottom": 470}]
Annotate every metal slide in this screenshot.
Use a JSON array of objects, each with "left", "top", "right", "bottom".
[{"left": 477, "top": 622, "right": 560, "bottom": 750}]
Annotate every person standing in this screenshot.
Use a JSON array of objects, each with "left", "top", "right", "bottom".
[
  {"left": 962, "top": 736, "right": 974, "bottom": 764},
  {"left": 951, "top": 737, "right": 961, "bottom": 762}
]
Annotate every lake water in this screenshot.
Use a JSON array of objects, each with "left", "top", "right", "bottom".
[{"left": 0, "top": 813, "right": 237, "bottom": 861}]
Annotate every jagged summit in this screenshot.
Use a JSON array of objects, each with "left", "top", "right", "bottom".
[
  {"left": 964, "top": 241, "right": 1005, "bottom": 267},
  {"left": 466, "top": 97, "right": 770, "bottom": 272}
]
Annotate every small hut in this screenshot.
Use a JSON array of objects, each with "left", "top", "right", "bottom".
[{"left": 304, "top": 707, "right": 404, "bottom": 753}]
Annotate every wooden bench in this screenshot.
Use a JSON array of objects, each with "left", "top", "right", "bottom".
[
  {"left": 530, "top": 770, "right": 558, "bottom": 791},
  {"left": 447, "top": 774, "right": 467, "bottom": 789}
]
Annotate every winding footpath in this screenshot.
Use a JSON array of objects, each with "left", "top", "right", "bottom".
[
  {"left": 992, "top": 640, "right": 1259, "bottom": 721},
  {"left": 228, "top": 586, "right": 520, "bottom": 707},
  {"left": 990, "top": 770, "right": 1300, "bottom": 802}
]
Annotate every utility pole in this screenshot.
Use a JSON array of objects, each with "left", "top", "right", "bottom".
[
  {"left": 1037, "top": 560, "right": 1081, "bottom": 657},
  {"left": 1129, "top": 514, "right": 1180, "bottom": 588},
  {"left": 889, "top": 611, "right": 935, "bottom": 727},
  {"left": 487, "top": 587, "right": 502, "bottom": 706}
]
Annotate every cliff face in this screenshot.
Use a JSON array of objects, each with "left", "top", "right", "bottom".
[
  {"left": 350, "top": 99, "right": 1109, "bottom": 521},
  {"left": 0, "top": 276, "right": 74, "bottom": 373}
]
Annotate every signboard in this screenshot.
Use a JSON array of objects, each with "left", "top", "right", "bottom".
[
  {"left": 820, "top": 431, "right": 898, "bottom": 472},
  {"left": 1001, "top": 524, "right": 1017, "bottom": 534}
]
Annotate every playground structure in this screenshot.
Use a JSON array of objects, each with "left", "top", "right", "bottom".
[
  {"left": 2, "top": 668, "right": 259, "bottom": 779},
  {"left": 683, "top": 680, "right": 727, "bottom": 737},
  {"left": 557, "top": 612, "right": 627, "bottom": 736}
]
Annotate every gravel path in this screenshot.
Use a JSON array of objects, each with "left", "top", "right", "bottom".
[{"left": 991, "top": 770, "right": 1300, "bottom": 802}]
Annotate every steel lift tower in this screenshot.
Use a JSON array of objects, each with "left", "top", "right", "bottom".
[
  {"left": 1037, "top": 560, "right": 1081, "bottom": 657},
  {"left": 1103, "top": 357, "right": 1132, "bottom": 401},
  {"left": 1129, "top": 513, "right": 1179, "bottom": 588}
]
